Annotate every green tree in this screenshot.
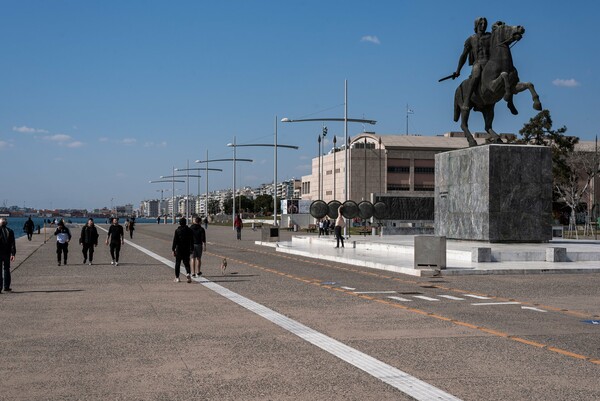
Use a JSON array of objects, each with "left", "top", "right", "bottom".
[
  {"left": 207, "top": 199, "right": 220, "bottom": 215},
  {"left": 254, "top": 194, "right": 274, "bottom": 216},
  {"left": 222, "top": 196, "right": 233, "bottom": 215},
  {"left": 234, "top": 195, "right": 254, "bottom": 213},
  {"left": 517, "top": 109, "right": 578, "bottom": 181}
]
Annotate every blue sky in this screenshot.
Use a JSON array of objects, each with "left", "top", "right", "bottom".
[{"left": 1, "top": 0, "right": 598, "bottom": 210}]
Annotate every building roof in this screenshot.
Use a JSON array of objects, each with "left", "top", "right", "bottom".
[{"left": 352, "top": 132, "right": 487, "bottom": 150}]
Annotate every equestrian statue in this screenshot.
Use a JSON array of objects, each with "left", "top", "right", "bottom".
[{"left": 440, "top": 17, "right": 542, "bottom": 147}]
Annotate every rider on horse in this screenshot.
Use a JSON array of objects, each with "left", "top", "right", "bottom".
[{"left": 454, "top": 17, "right": 518, "bottom": 115}]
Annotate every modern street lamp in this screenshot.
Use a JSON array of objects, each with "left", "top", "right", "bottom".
[
  {"left": 227, "top": 116, "right": 298, "bottom": 226},
  {"left": 160, "top": 173, "right": 202, "bottom": 220},
  {"left": 175, "top": 164, "right": 223, "bottom": 218},
  {"left": 196, "top": 147, "right": 253, "bottom": 229},
  {"left": 149, "top": 175, "right": 185, "bottom": 224},
  {"left": 281, "top": 80, "right": 376, "bottom": 235},
  {"left": 333, "top": 135, "right": 337, "bottom": 200}
]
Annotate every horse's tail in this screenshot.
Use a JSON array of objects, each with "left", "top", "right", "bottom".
[{"left": 453, "top": 84, "right": 463, "bottom": 122}]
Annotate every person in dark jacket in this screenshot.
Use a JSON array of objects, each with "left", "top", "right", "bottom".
[
  {"left": 79, "top": 218, "right": 99, "bottom": 265},
  {"left": 105, "top": 218, "right": 124, "bottom": 266},
  {"left": 234, "top": 214, "right": 243, "bottom": 240},
  {"left": 172, "top": 217, "right": 193, "bottom": 283},
  {"left": 54, "top": 220, "right": 72, "bottom": 266},
  {"left": 189, "top": 216, "right": 207, "bottom": 277},
  {"left": 0, "top": 217, "right": 16, "bottom": 293},
  {"left": 23, "top": 216, "right": 35, "bottom": 241}
]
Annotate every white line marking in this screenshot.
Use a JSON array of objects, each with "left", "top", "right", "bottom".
[
  {"left": 521, "top": 306, "right": 547, "bottom": 313},
  {"left": 472, "top": 302, "right": 521, "bottom": 306},
  {"left": 121, "top": 233, "right": 463, "bottom": 401},
  {"left": 464, "top": 294, "right": 491, "bottom": 299},
  {"left": 388, "top": 296, "right": 413, "bottom": 302},
  {"left": 438, "top": 295, "right": 465, "bottom": 300},
  {"left": 413, "top": 295, "right": 440, "bottom": 301},
  {"left": 340, "top": 286, "right": 356, "bottom": 291},
  {"left": 354, "top": 291, "right": 397, "bottom": 294}
]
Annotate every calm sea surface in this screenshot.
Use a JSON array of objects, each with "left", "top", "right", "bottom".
[{"left": 2, "top": 216, "right": 156, "bottom": 238}]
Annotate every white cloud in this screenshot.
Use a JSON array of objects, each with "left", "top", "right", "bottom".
[
  {"left": 0, "top": 141, "right": 12, "bottom": 149},
  {"left": 66, "top": 141, "right": 84, "bottom": 148},
  {"left": 144, "top": 141, "right": 167, "bottom": 148},
  {"left": 552, "top": 78, "right": 580, "bottom": 87},
  {"left": 361, "top": 35, "right": 381, "bottom": 45},
  {"left": 99, "top": 137, "right": 109, "bottom": 142},
  {"left": 44, "top": 134, "right": 72, "bottom": 142},
  {"left": 120, "top": 138, "right": 137, "bottom": 145},
  {"left": 13, "top": 125, "right": 49, "bottom": 134}
]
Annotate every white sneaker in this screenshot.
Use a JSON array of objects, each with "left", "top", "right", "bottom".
[
  {"left": 187, "top": 274, "right": 192, "bottom": 283},
  {"left": 174, "top": 277, "right": 180, "bottom": 283},
  {"left": 115, "top": 261, "right": 119, "bottom": 266},
  {"left": 111, "top": 260, "right": 115, "bottom": 265},
  {"left": 88, "top": 262, "right": 92, "bottom": 266}
]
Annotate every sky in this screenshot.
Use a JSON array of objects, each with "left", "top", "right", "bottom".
[{"left": 1, "top": 0, "right": 599, "bottom": 210}]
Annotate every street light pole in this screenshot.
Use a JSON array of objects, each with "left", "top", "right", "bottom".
[
  {"left": 318, "top": 134, "right": 321, "bottom": 200},
  {"left": 333, "top": 136, "right": 337, "bottom": 200}
]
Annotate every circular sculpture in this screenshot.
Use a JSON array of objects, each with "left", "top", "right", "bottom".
[
  {"left": 357, "top": 201, "right": 374, "bottom": 220},
  {"left": 341, "top": 200, "right": 359, "bottom": 219},
  {"left": 373, "top": 201, "right": 388, "bottom": 220},
  {"left": 309, "top": 200, "right": 328, "bottom": 219},
  {"left": 327, "top": 200, "right": 342, "bottom": 219}
]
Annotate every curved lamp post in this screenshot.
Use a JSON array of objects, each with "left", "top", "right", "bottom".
[
  {"left": 196, "top": 145, "right": 253, "bottom": 229},
  {"left": 149, "top": 175, "right": 184, "bottom": 224},
  {"left": 227, "top": 116, "right": 299, "bottom": 226},
  {"left": 175, "top": 164, "right": 223, "bottom": 218},
  {"left": 160, "top": 173, "right": 202, "bottom": 220},
  {"left": 281, "top": 80, "right": 377, "bottom": 235}
]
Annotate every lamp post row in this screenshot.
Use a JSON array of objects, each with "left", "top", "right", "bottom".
[{"left": 150, "top": 81, "right": 375, "bottom": 230}]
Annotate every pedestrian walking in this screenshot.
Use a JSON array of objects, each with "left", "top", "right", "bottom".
[
  {"left": 0, "top": 217, "right": 16, "bottom": 293},
  {"left": 203, "top": 216, "right": 208, "bottom": 230},
  {"left": 334, "top": 206, "right": 345, "bottom": 248},
  {"left": 23, "top": 216, "right": 34, "bottom": 241},
  {"left": 79, "top": 218, "right": 99, "bottom": 265},
  {"left": 172, "top": 217, "right": 193, "bottom": 283},
  {"left": 106, "top": 218, "right": 124, "bottom": 266},
  {"left": 54, "top": 220, "right": 72, "bottom": 265},
  {"left": 190, "top": 216, "right": 206, "bottom": 277},
  {"left": 234, "top": 213, "right": 243, "bottom": 240},
  {"left": 125, "top": 217, "right": 135, "bottom": 239},
  {"left": 318, "top": 219, "right": 324, "bottom": 237}
]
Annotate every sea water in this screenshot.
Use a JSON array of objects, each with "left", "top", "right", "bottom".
[{"left": 2, "top": 216, "right": 156, "bottom": 238}]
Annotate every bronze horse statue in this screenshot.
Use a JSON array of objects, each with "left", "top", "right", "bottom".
[{"left": 454, "top": 21, "right": 542, "bottom": 147}]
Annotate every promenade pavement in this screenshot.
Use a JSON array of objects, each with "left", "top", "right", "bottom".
[{"left": 2, "top": 223, "right": 599, "bottom": 400}]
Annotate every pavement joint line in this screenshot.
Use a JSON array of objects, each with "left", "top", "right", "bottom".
[
  {"left": 218, "top": 242, "right": 596, "bottom": 320},
  {"left": 184, "top": 239, "right": 600, "bottom": 366},
  {"left": 117, "top": 232, "right": 464, "bottom": 400}
]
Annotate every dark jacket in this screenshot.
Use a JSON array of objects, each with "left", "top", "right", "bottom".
[
  {"left": 107, "top": 224, "right": 124, "bottom": 243},
  {"left": 80, "top": 225, "right": 99, "bottom": 245},
  {"left": 189, "top": 223, "right": 206, "bottom": 245},
  {"left": 0, "top": 226, "right": 16, "bottom": 256},
  {"left": 172, "top": 225, "right": 194, "bottom": 254},
  {"left": 23, "top": 218, "right": 34, "bottom": 233}
]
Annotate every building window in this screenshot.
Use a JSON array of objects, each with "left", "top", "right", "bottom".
[
  {"left": 387, "top": 184, "right": 410, "bottom": 191},
  {"left": 388, "top": 166, "right": 410, "bottom": 173},
  {"left": 414, "top": 167, "right": 435, "bottom": 174},
  {"left": 414, "top": 184, "right": 435, "bottom": 191},
  {"left": 325, "top": 190, "right": 332, "bottom": 196},
  {"left": 326, "top": 170, "right": 332, "bottom": 175}
]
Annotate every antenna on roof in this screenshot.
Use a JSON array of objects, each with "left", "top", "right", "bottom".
[{"left": 406, "top": 104, "right": 414, "bottom": 135}]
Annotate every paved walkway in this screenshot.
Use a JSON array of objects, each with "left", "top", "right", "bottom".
[{"left": 266, "top": 234, "right": 600, "bottom": 277}]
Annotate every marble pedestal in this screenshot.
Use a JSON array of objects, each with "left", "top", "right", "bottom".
[{"left": 434, "top": 144, "right": 552, "bottom": 242}]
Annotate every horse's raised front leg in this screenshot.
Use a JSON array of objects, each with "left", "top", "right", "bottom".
[{"left": 514, "top": 81, "right": 542, "bottom": 111}]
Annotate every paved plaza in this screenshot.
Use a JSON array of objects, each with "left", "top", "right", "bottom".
[{"left": 1, "top": 223, "right": 599, "bottom": 400}]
